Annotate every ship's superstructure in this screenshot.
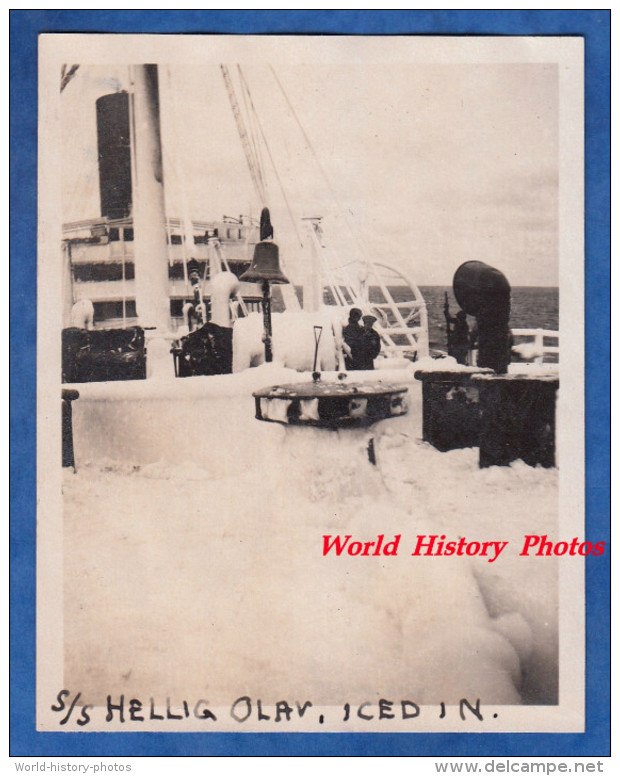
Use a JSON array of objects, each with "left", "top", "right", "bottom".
[
  {"left": 62, "top": 214, "right": 265, "bottom": 330},
  {"left": 63, "top": 86, "right": 266, "bottom": 331}
]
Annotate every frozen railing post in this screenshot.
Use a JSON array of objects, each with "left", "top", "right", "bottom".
[
  {"left": 534, "top": 329, "right": 544, "bottom": 364},
  {"left": 511, "top": 328, "right": 559, "bottom": 365}
]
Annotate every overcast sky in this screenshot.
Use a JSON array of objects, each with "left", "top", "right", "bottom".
[{"left": 62, "top": 57, "right": 559, "bottom": 286}]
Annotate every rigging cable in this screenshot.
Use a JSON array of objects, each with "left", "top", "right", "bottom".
[
  {"left": 238, "top": 68, "right": 268, "bottom": 204},
  {"left": 267, "top": 65, "right": 374, "bottom": 265},
  {"left": 268, "top": 66, "right": 427, "bottom": 354},
  {"left": 236, "top": 65, "right": 304, "bottom": 250},
  {"left": 220, "top": 64, "right": 267, "bottom": 205}
]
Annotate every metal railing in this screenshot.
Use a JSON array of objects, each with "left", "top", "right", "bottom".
[{"left": 511, "top": 328, "right": 559, "bottom": 364}]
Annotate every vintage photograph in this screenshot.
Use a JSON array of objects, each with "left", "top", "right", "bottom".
[{"left": 37, "top": 34, "right": 584, "bottom": 733}]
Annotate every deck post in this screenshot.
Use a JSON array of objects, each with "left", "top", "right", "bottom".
[
  {"left": 131, "top": 64, "right": 171, "bottom": 338},
  {"left": 62, "top": 389, "right": 80, "bottom": 470}
]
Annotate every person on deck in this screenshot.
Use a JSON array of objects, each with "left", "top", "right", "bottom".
[
  {"left": 358, "top": 314, "right": 382, "bottom": 370},
  {"left": 342, "top": 308, "right": 364, "bottom": 370},
  {"left": 183, "top": 259, "right": 207, "bottom": 332},
  {"left": 447, "top": 310, "right": 470, "bottom": 365}
]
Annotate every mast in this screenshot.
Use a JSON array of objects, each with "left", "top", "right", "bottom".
[{"left": 130, "top": 64, "right": 170, "bottom": 332}]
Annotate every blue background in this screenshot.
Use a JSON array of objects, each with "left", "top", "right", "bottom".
[{"left": 9, "top": 10, "right": 610, "bottom": 758}]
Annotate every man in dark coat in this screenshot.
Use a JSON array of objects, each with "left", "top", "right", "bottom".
[
  {"left": 447, "top": 310, "right": 470, "bottom": 365},
  {"left": 342, "top": 307, "right": 364, "bottom": 370},
  {"left": 358, "top": 314, "right": 382, "bottom": 370}
]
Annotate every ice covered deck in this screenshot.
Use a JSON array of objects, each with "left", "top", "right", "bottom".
[{"left": 56, "top": 359, "right": 562, "bottom": 730}]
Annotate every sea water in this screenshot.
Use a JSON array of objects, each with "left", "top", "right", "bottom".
[
  {"left": 420, "top": 285, "right": 559, "bottom": 353},
  {"left": 271, "top": 284, "right": 559, "bottom": 355}
]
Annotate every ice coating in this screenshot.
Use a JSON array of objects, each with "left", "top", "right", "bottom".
[
  {"left": 232, "top": 309, "right": 347, "bottom": 372},
  {"left": 63, "top": 363, "right": 558, "bottom": 710}
]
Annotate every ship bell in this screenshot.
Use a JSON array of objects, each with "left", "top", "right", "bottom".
[{"left": 240, "top": 241, "right": 289, "bottom": 285}]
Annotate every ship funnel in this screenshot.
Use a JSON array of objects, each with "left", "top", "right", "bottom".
[{"left": 96, "top": 92, "right": 132, "bottom": 219}]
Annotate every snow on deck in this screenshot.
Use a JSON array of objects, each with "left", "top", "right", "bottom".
[{"left": 62, "top": 362, "right": 558, "bottom": 714}]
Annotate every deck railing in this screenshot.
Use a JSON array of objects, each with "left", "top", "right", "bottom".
[{"left": 511, "top": 328, "right": 559, "bottom": 364}]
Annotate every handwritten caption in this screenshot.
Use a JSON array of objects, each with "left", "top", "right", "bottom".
[{"left": 51, "top": 691, "right": 491, "bottom": 728}]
